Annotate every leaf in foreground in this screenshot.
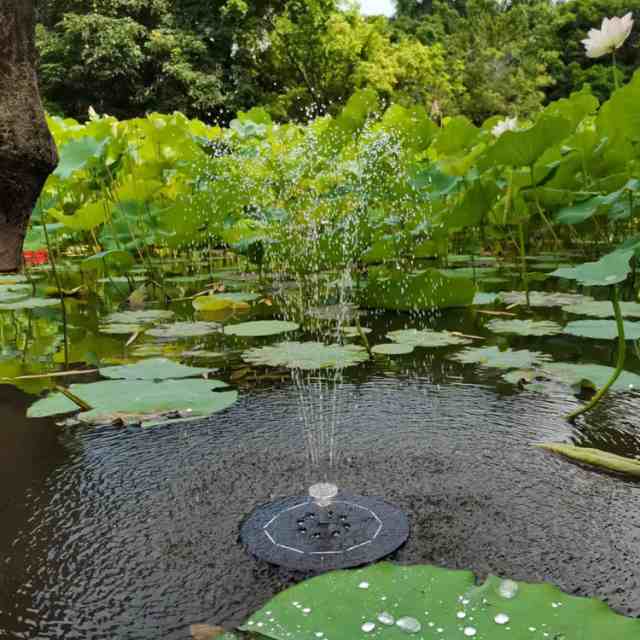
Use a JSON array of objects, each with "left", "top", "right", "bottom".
[
  {"left": 242, "top": 342, "right": 368, "bottom": 370},
  {"left": 537, "top": 442, "right": 640, "bottom": 477},
  {"left": 27, "top": 379, "right": 237, "bottom": 426},
  {"left": 241, "top": 562, "right": 639, "bottom": 640}
]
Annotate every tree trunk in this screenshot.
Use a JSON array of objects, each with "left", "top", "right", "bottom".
[{"left": 0, "top": 0, "right": 57, "bottom": 273}]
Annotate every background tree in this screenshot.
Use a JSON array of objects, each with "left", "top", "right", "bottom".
[{"left": 0, "top": 0, "right": 58, "bottom": 272}]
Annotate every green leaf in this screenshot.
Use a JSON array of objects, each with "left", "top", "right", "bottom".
[
  {"left": 242, "top": 342, "right": 369, "bottom": 370},
  {"left": 103, "top": 310, "right": 175, "bottom": 325},
  {"left": 146, "top": 321, "right": 221, "bottom": 339},
  {"left": 498, "top": 291, "right": 594, "bottom": 307},
  {"left": 563, "top": 319, "right": 640, "bottom": 341},
  {"left": 241, "top": 562, "right": 640, "bottom": 640},
  {"left": 81, "top": 250, "right": 134, "bottom": 273},
  {"left": 224, "top": 320, "right": 299, "bottom": 337},
  {"left": 387, "top": 328, "right": 473, "bottom": 348},
  {"left": 371, "top": 343, "right": 415, "bottom": 356},
  {"left": 538, "top": 443, "right": 640, "bottom": 477},
  {"left": 0, "top": 297, "right": 61, "bottom": 311},
  {"left": 562, "top": 300, "right": 640, "bottom": 318},
  {"left": 448, "top": 346, "right": 551, "bottom": 369},
  {"left": 27, "top": 379, "right": 237, "bottom": 426},
  {"left": 364, "top": 268, "right": 475, "bottom": 311},
  {"left": 99, "top": 358, "right": 212, "bottom": 380},
  {"left": 433, "top": 116, "right": 479, "bottom": 156},
  {"left": 552, "top": 250, "right": 633, "bottom": 286},
  {"left": 50, "top": 201, "right": 109, "bottom": 231},
  {"left": 481, "top": 115, "right": 570, "bottom": 168},
  {"left": 54, "top": 136, "right": 107, "bottom": 179},
  {"left": 486, "top": 319, "right": 563, "bottom": 336},
  {"left": 446, "top": 179, "right": 500, "bottom": 229}
]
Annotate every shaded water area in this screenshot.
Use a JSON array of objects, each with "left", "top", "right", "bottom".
[{"left": 2, "top": 291, "right": 640, "bottom": 638}]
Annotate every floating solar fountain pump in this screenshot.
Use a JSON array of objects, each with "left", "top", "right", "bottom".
[{"left": 241, "top": 483, "right": 409, "bottom": 571}]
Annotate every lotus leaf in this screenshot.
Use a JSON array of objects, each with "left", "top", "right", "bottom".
[
  {"left": 242, "top": 562, "right": 640, "bottom": 640},
  {"left": 371, "top": 343, "right": 415, "bottom": 355},
  {"left": 473, "top": 292, "right": 499, "bottom": 305},
  {"left": 0, "top": 275, "right": 28, "bottom": 284},
  {"left": 103, "top": 310, "right": 175, "bottom": 324},
  {"left": 0, "top": 285, "right": 31, "bottom": 303},
  {"left": 340, "top": 326, "right": 372, "bottom": 337},
  {"left": 552, "top": 249, "right": 634, "bottom": 287},
  {"left": 224, "top": 320, "right": 299, "bottom": 337},
  {"left": 538, "top": 443, "right": 640, "bottom": 477},
  {"left": 562, "top": 300, "right": 640, "bottom": 318},
  {"left": 387, "top": 328, "right": 473, "bottom": 348},
  {"left": 27, "top": 378, "right": 237, "bottom": 426},
  {"left": 564, "top": 320, "right": 640, "bottom": 340},
  {"left": 99, "top": 323, "right": 144, "bottom": 335},
  {"left": 498, "top": 291, "right": 594, "bottom": 307},
  {"left": 193, "top": 292, "right": 259, "bottom": 312},
  {"left": 242, "top": 342, "right": 368, "bottom": 370},
  {"left": 146, "top": 321, "right": 221, "bottom": 339},
  {"left": 448, "top": 346, "right": 551, "bottom": 369},
  {"left": 0, "top": 297, "right": 61, "bottom": 311},
  {"left": 99, "top": 358, "right": 211, "bottom": 380},
  {"left": 486, "top": 319, "right": 563, "bottom": 336}
]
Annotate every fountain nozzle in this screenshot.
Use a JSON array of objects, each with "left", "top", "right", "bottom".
[{"left": 309, "top": 482, "right": 338, "bottom": 508}]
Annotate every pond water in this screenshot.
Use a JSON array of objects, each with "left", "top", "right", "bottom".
[{"left": 1, "top": 257, "right": 640, "bottom": 638}]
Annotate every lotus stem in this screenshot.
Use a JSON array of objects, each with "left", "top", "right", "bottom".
[
  {"left": 612, "top": 51, "right": 619, "bottom": 91},
  {"left": 566, "top": 286, "right": 626, "bottom": 422},
  {"left": 518, "top": 223, "right": 529, "bottom": 307}
]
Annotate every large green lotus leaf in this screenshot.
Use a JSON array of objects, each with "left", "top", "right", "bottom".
[
  {"left": 27, "top": 379, "right": 236, "bottom": 425},
  {"left": 562, "top": 300, "right": 640, "bottom": 318},
  {"left": 50, "top": 201, "right": 109, "bottom": 231},
  {"left": 224, "top": 320, "right": 299, "bottom": 337},
  {"left": 510, "top": 362, "right": 640, "bottom": 392},
  {"left": 53, "top": 136, "right": 107, "bottom": 179},
  {"left": 242, "top": 342, "right": 368, "bottom": 370},
  {"left": 146, "top": 321, "right": 221, "bottom": 339},
  {"left": 387, "top": 328, "right": 473, "bottom": 347},
  {"left": 364, "top": 268, "right": 475, "bottom": 311},
  {"left": 446, "top": 179, "right": 500, "bottom": 229},
  {"left": 103, "top": 310, "right": 175, "bottom": 324},
  {"left": 99, "top": 358, "right": 211, "bottom": 380},
  {"left": 552, "top": 249, "right": 633, "bottom": 287},
  {"left": 448, "top": 346, "right": 551, "bottom": 369},
  {"left": 564, "top": 319, "right": 640, "bottom": 340},
  {"left": 81, "top": 250, "right": 135, "bottom": 273},
  {"left": 241, "top": 562, "right": 640, "bottom": 640},
  {"left": 498, "top": 291, "right": 594, "bottom": 307},
  {"left": 597, "top": 69, "right": 640, "bottom": 144},
  {"left": 0, "top": 297, "right": 61, "bottom": 311},
  {"left": 481, "top": 115, "right": 570, "bottom": 168},
  {"left": 371, "top": 343, "right": 415, "bottom": 355},
  {"left": 486, "top": 319, "right": 563, "bottom": 336},
  {"left": 538, "top": 443, "right": 640, "bottom": 477},
  {"left": 432, "top": 116, "right": 480, "bottom": 156},
  {"left": 193, "top": 292, "right": 259, "bottom": 312}
]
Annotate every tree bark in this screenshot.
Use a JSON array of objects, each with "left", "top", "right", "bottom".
[{"left": 0, "top": 0, "right": 57, "bottom": 273}]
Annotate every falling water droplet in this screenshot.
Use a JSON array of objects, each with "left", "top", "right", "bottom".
[
  {"left": 358, "top": 581, "right": 370, "bottom": 589},
  {"left": 498, "top": 579, "right": 519, "bottom": 599},
  {"left": 396, "top": 617, "right": 421, "bottom": 633},
  {"left": 494, "top": 613, "right": 510, "bottom": 625},
  {"left": 463, "top": 627, "right": 477, "bottom": 637},
  {"left": 361, "top": 622, "right": 376, "bottom": 633},
  {"left": 456, "top": 612, "right": 466, "bottom": 619},
  {"left": 377, "top": 612, "right": 395, "bottom": 626}
]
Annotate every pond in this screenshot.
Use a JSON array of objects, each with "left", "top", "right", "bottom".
[{"left": 1, "top": 255, "right": 640, "bottom": 639}]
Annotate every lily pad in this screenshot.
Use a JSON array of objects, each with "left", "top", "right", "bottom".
[
  {"left": 146, "top": 321, "right": 221, "bottom": 339},
  {"left": 27, "top": 378, "right": 237, "bottom": 426},
  {"left": 486, "top": 319, "right": 563, "bottom": 336},
  {"left": 242, "top": 342, "right": 369, "bottom": 370},
  {"left": 473, "top": 292, "right": 499, "bottom": 305},
  {"left": 552, "top": 249, "right": 634, "bottom": 287},
  {"left": 193, "top": 292, "right": 259, "bottom": 312},
  {"left": 0, "top": 284, "right": 31, "bottom": 303},
  {"left": 498, "top": 291, "right": 594, "bottom": 307},
  {"left": 0, "top": 297, "right": 61, "bottom": 311},
  {"left": 0, "top": 274, "right": 29, "bottom": 284},
  {"left": 103, "top": 310, "right": 175, "bottom": 324},
  {"left": 564, "top": 320, "right": 640, "bottom": 340},
  {"left": 387, "top": 328, "right": 473, "bottom": 348},
  {"left": 99, "top": 323, "right": 144, "bottom": 335},
  {"left": 99, "top": 358, "right": 211, "bottom": 380},
  {"left": 371, "top": 343, "right": 415, "bottom": 355},
  {"left": 448, "top": 346, "right": 551, "bottom": 369},
  {"left": 224, "top": 320, "right": 299, "bottom": 337},
  {"left": 241, "top": 562, "right": 640, "bottom": 640},
  {"left": 340, "top": 326, "right": 372, "bottom": 337},
  {"left": 562, "top": 300, "right": 640, "bottom": 318},
  {"left": 538, "top": 443, "right": 640, "bottom": 477}
]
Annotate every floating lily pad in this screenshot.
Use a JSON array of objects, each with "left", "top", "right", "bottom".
[
  {"left": 103, "top": 310, "right": 175, "bottom": 324},
  {"left": 224, "top": 320, "right": 299, "bottom": 337},
  {"left": 486, "top": 319, "right": 563, "bottom": 336},
  {"left": 242, "top": 342, "right": 368, "bottom": 370},
  {"left": 473, "top": 292, "right": 499, "bottom": 305},
  {"left": 0, "top": 284, "right": 31, "bottom": 303},
  {"left": 0, "top": 275, "right": 28, "bottom": 284},
  {"left": 498, "top": 291, "right": 594, "bottom": 307},
  {"left": 552, "top": 249, "right": 634, "bottom": 287},
  {"left": 131, "top": 344, "right": 183, "bottom": 358},
  {"left": 448, "top": 346, "right": 551, "bottom": 369},
  {"left": 538, "top": 443, "right": 640, "bottom": 477},
  {"left": 564, "top": 320, "right": 640, "bottom": 340},
  {"left": 507, "top": 362, "right": 640, "bottom": 392},
  {"left": 146, "top": 321, "right": 221, "bottom": 339},
  {"left": 99, "top": 358, "right": 211, "bottom": 380},
  {"left": 242, "top": 562, "right": 640, "bottom": 640},
  {"left": 165, "top": 274, "right": 212, "bottom": 284},
  {"left": 340, "top": 326, "right": 373, "bottom": 337},
  {"left": 27, "top": 378, "right": 237, "bottom": 426},
  {"left": 371, "top": 343, "right": 415, "bottom": 355},
  {"left": 182, "top": 350, "right": 228, "bottom": 359},
  {"left": 387, "top": 328, "right": 473, "bottom": 348},
  {"left": 562, "top": 300, "right": 640, "bottom": 318},
  {"left": 0, "top": 297, "right": 61, "bottom": 311},
  {"left": 99, "top": 323, "right": 144, "bottom": 335},
  {"left": 193, "top": 292, "right": 260, "bottom": 312}
]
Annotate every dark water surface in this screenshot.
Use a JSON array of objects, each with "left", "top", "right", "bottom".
[{"left": 1, "top": 353, "right": 640, "bottom": 638}]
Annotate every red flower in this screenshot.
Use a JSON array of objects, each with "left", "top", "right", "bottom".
[{"left": 23, "top": 249, "right": 49, "bottom": 266}]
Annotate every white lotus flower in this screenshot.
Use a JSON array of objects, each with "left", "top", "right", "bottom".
[
  {"left": 581, "top": 13, "right": 634, "bottom": 58},
  {"left": 491, "top": 117, "right": 518, "bottom": 138}
]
